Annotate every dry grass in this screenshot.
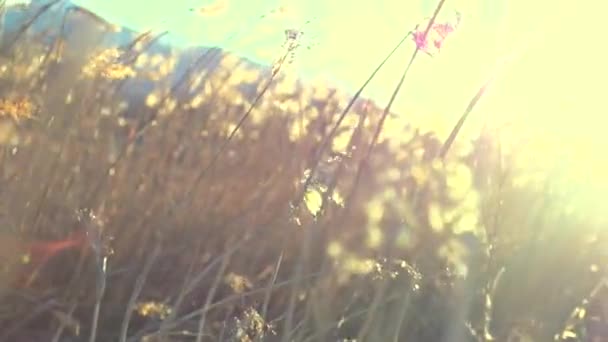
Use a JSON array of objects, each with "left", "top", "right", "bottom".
[{"left": 0, "top": 1, "right": 606, "bottom": 342}]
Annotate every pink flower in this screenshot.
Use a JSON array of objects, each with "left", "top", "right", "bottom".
[
  {"left": 413, "top": 30, "right": 429, "bottom": 51},
  {"left": 413, "top": 12, "right": 461, "bottom": 56}
]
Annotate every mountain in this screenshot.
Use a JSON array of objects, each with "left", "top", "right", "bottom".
[{"left": 0, "top": 0, "right": 382, "bottom": 117}]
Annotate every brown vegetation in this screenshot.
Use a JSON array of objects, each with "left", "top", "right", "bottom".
[{"left": 0, "top": 2, "right": 605, "bottom": 342}]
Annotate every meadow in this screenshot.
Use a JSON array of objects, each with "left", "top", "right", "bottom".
[{"left": 0, "top": 1, "right": 606, "bottom": 341}]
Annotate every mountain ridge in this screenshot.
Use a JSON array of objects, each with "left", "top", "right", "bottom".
[{"left": 1, "top": 0, "right": 385, "bottom": 117}]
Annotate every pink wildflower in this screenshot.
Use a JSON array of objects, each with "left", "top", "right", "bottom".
[
  {"left": 413, "top": 11, "right": 461, "bottom": 56},
  {"left": 413, "top": 30, "right": 429, "bottom": 51}
]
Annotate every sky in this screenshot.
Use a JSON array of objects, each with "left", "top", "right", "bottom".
[
  {"left": 13, "top": 0, "right": 608, "bottom": 216},
  {"left": 64, "top": 0, "right": 605, "bottom": 129},
  {"left": 66, "top": 0, "right": 607, "bottom": 144}
]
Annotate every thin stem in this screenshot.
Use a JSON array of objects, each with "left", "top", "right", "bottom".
[{"left": 118, "top": 243, "right": 161, "bottom": 342}]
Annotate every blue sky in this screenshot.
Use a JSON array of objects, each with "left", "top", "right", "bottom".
[
  {"left": 67, "top": 0, "right": 606, "bottom": 147},
  {"left": 65, "top": 0, "right": 497, "bottom": 104},
  {"left": 54, "top": 0, "right": 606, "bottom": 138},
  {"left": 8, "top": 0, "right": 608, "bottom": 218},
  {"left": 7, "top": 0, "right": 601, "bottom": 210}
]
